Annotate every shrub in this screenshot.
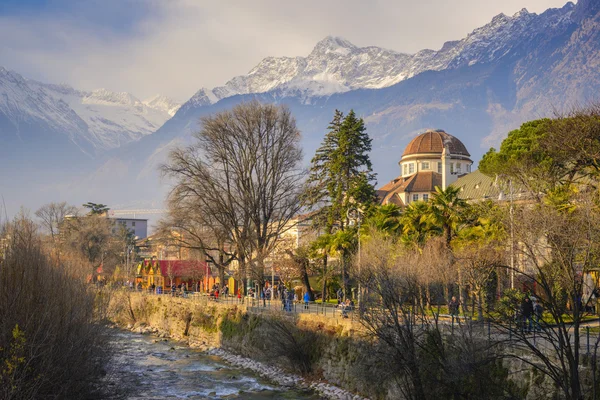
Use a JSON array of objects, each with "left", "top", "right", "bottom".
[{"left": 0, "top": 216, "right": 111, "bottom": 399}]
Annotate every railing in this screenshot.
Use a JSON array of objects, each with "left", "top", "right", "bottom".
[{"left": 130, "top": 287, "right": 356, "bottom": 320}]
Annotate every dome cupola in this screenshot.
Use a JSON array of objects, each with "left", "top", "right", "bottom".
[{"left": 402, "top": 129, "right": 470, "bottom": 159}]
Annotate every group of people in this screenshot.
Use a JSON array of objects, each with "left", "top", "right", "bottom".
[
  {"left": 209, "top": 283, "right": 229, "bottom": 301},
  {"left": 280, "top": 287, "right": 297, "bottom": 311},
  {"left": 520, "top": 295, "right": 543, "bottom": 332},
  {"left": 335, "top": 289, "right": 355, "bottom": 318},
  {"left": 339, "top": 299, "right": 355, "bottom": 318}
]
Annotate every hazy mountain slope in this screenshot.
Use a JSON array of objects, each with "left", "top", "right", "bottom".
[
  {"left": 27, "top": 81, "right": 180, "bottom": 150},
  {"left": 0, "top": 68, "right": 180, "bottom": 214}
]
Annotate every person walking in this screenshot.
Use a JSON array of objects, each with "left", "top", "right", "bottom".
[
  {"left": 521, "top": 296, "right": 534, "bottom": 332},
  {"left": 237, "top": 287, "right": 243, "bottom": 303},
  {"left": 337, "top": 288, "right": 343, "bottom": 305},
  {"left": 449, "top": 296, "right": 460, "bottom": 324},
  {"left": 303, "top": 291, "right": 310, "bottom": 310},
  {"left": 287, "top": 289, "right": 294, "bottom": 312}
]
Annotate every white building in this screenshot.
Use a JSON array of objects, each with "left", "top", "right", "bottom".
[
  {"left": 378, "top": 129, "right": 473, "bottom": 206},
  {"left": 112, "top": 218, "right": 148, "bottom": 239}
]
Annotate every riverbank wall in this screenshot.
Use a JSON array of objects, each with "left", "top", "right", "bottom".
[
  {"left": 108, "top": 291, "right": 585, "bottom": 400},
  {"left": 109, "top": 291, "right": 386, "bottom": 398}
]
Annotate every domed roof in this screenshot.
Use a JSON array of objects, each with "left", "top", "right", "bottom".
[{"left": 402, "top": 129, "right": 470, "bottom": 158}]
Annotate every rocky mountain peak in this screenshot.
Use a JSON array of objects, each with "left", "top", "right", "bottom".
[
  {"left": 573, "top": 0, "right": 600, "bottom": 22},
  {"left": 142, "top": 95, "right": 181, "bottom": 116},
  {"left": 513, "top": 8, "right": 531, "bottom": 18},
  {"left": 85, "top": 89, "right": 141, "bottom": 107},
  {"left": 0, "top": 67, "right": 26, "bottom": 83},
  {"left": 310, "top": 36, "right": 357, "bottom": 56}
]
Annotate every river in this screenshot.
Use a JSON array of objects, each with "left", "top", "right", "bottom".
[{"left": 107, "top": 330, "right": 321, "bottom": 400}]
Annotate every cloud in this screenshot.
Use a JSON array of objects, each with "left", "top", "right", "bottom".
[{"left": 0, "top": 0, "right": 570, "bottom": 101}]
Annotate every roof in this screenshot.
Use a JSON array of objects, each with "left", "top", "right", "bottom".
[
  {"left": 402, "top": 129, "right": 470, "bottom": 158},
  {"left": 140, "top": 259, "right": 207, "bottom": 277},
  {"left": 378, "top": 171, "right": 442, "bottom": 205},
  {"left": 452, "top": 170, "right": 500, "bottom": 201},
  {"left": 403, "top": 171, "right": 442, "bottom": 193}
]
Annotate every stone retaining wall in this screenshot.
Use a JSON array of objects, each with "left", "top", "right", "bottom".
[{"left": 110, "top": 291, "right": 593, "bottom": 399}]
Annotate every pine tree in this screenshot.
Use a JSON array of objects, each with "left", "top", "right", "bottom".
[
  {"left": 304, "top": 109, "right": 343, "bottom": 229},
  {"left": 305, "top": 109, "right": 377, "bottom": 300}
]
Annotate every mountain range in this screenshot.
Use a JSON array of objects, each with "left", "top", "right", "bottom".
[{"left": 2, "top": 0, "right": 600, "bottom": 220}]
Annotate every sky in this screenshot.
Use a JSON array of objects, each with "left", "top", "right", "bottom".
[{"left": 0, "top": 0, "right": 570, "bottom": 102}]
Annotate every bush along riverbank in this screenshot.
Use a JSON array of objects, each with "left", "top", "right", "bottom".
[{"left": 109, "top": 292, "right": 374, "bottom": 399}]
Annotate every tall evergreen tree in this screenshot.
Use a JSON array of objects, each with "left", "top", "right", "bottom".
[{"left": 305, "top": 109, "right": 377, "bottom": 299}]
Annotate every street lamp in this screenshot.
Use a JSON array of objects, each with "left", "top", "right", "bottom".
[{"left": 347, "top": 208, "right": 364, "bottom": 306}]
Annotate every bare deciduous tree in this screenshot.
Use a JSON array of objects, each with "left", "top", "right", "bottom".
[
  {"left": 158, "top": 202, "right": 235, "bottom": 289},
  {"left": 35, "top": 201, "right": 77, "bottom": 242},
  {"left": 357, "top": 231, "right": 515, "bottom": 400},
  {"left": 491, "top": 193, "right": 600, "bottom": 400},
  {"left": 61, "top": 214, "right": 121, "bottom": 279},
  {"left": 163, "top": 101, "right": 304, "bottom": 294}
]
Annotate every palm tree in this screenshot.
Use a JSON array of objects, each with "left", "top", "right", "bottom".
[
  {"left": 401, "top": 201, "right": 439, "bottom": 249},
  {"left": 363, "top": 204, "right": 403, "bottom": 238},
  {"left": 453, "top": 213, "right": 506, "bottom": 320},
  {"left": 429, "top": 186, "right": 469, "bottom": 247}
]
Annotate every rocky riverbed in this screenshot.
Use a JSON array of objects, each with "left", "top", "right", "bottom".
[{"left": 106, "top": 329, "right": 321, "bottom": 399}]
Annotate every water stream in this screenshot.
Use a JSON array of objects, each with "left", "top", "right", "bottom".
[{"left": 108, "top": 330, "right": 320, "bottom": 400}]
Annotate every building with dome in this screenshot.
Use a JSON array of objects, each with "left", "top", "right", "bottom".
[{"left": 378, "top": 129, "right": 473, "bottom": 206}]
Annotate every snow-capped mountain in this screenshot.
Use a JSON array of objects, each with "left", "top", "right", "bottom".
[
  {"left": 0, "top": 68, "right": 180, "bottom": 153},
  {"left": 0, "top": 67, "right": 90, "bottom": 152},
  {"left": 186, "top": 2, "right": 575, "bottom": 108},
  {"left": 4, "top": 0, "right": 600, "bottom": 224},
  {"left": 110, "top": 0, "right": 597, "bottom": 210},
  {"left": 143, "top": 95, "right": 181, "bottom": 117},
  {"left": 28, "top": 80, "right": 180, "bottom": 150}
]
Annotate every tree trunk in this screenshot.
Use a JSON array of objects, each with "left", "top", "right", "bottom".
[
  {"left": 476, "top": 290, "right": 484, "bottom": 322},
  {"left": 238, "top": 253, "right": 247, "bottom": 296},
  {"left": 218, "top": 252, "right": 226, "bottom": 291},
  {"left": 444, "top": 284, "right": 450, "bottom": 306},
  {"left": 322, "top": 255, "right": 328, "bottom": 303},
  {"left": 341, "top": 251, "right": 350, "bottom": 301},
  {"left": 218, "top": 266, "right": 226, "bottom": 292},
  {"left": 300, "top": 260, "right": 314, "bottom": 301}
]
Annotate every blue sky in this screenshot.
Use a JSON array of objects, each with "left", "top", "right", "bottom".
[
  {"left": 0, "top": 0, "right": 571, "bottom": 101},
  {"left": 0, "top": 0, "right": 151, "bottom": 32}
]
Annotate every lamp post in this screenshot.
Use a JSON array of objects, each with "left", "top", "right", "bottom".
[{"left": 347, "top": 208, "right": 364, "bottom": 306}]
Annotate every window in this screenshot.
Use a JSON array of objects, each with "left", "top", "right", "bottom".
[
  {"left": 132, "top": 221, "right": 136, "bottom": 227},
  {"left": 438, "top": 162, "right": 442, "bottom": 174},
  {"left": 403, "top": 164, "right": 408, "bottom": 175},
  {"left": 423, "top": 194, "right": 429, "bottom": 202},
  {"left": 467, "top": 164, "right": 471, "bottom": 173},
  {"left": 409, "top": 163, "right": 415, "bottom": 174},
  {"left": 421, "top": 161, "right": 430, "bottom": 170},
  {"left": 450, "top": 163, "right": 455, "bottom": 174},
  {"left": 413, "top": 194, "right": 419, "bottom": 202}
]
